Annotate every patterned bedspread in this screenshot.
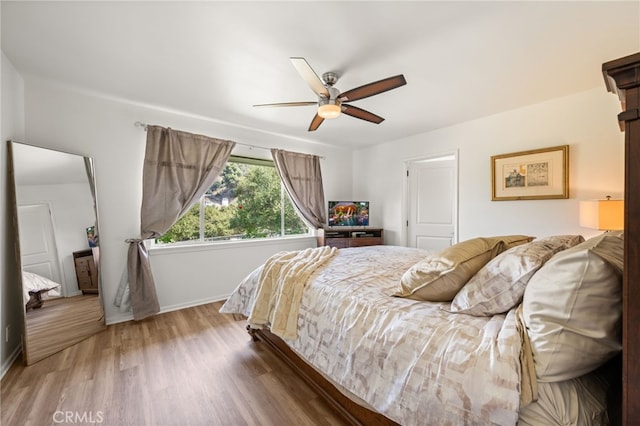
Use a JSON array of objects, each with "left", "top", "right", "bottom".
[{"left": 220, "top": 245, "right": 522, "bottom": 425}]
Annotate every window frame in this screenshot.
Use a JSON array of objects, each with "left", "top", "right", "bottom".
[{"left": 150, "top": 155, "right": 312, "bottom": 248}]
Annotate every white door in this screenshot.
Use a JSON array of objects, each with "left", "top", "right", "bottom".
[
  {"left": 406, "top": 153, "right": 457, "bottom": 251},
  {"left": 18, "top": 203, "right": 63, "bottom": 286}
]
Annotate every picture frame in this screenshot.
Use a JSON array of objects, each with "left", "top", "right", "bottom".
[{"left": 491, "top": 145, "right": 569, "bottom": 201}]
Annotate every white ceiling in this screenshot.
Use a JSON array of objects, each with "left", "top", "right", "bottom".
[{"left": 2, "top": 1, "right": 639, "bottom": 149}]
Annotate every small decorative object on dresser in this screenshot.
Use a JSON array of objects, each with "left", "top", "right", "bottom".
[
  {"left": 317, "top": 227, "right": 383, "bottom": 248},
  {"left": 73, "top": 248, "right": 99, "bottom": 294}
]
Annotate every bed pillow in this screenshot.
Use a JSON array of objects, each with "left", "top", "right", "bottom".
[
  {"left": 501, "top": 234, "right": 536, "bottom": 248},
  {"left": 447, "top": 235, "right": 584, "bottom": 316},
  {"left": 522, "top": 233, "right": 623, "bottom": 382},
  {"left": 394, "top": 235, "right": 532, "bottom": 302}
]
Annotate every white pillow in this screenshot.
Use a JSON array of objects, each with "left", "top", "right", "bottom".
[
  {"left": 522, "top": 233, "right": 623, "bottom": 382},
  {"left": 448, "top": 235, "right": 583, "bottom": 316}
]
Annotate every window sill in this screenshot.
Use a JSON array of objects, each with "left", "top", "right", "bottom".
[{"left": 148, "top": 234, "right": 317, "bottom": 256}]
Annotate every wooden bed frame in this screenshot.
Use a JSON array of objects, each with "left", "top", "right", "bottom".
[
  {"left": 249, "top": 52, "right": 640, "bottom": 425},
  {"left": 603, "top": 51, "right": 640, "bottom": 426},
  {"left": 248, "top": 326, "right": 397, "bottom": 425},
  {"left": 25, "top": 290, "right": 47, "bottom": 311}
]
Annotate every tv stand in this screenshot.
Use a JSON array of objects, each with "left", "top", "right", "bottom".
[{"left": 317, "top": 228, "right": 384, "bottom": 248}]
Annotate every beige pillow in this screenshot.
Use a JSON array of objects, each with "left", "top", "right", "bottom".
[
  {"left": 522, "top": 233, "right": 623, "bottom": 382},
  {"left": 500, "top": 234, "right": 535, "bottom": 248},
  {"left": 394, "top": 236, "right": 531, "bottom": 302},
  {"left": 448, "top": 235, "right": 584, "bottom": 316},
  {"left": 591, "top": 232, "right": 623, "bottom": 272}
]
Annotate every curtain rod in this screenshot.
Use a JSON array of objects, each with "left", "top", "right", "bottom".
[
  {"left": 134, "top": 121, "right": 324, "bottom": 159},
  {"left": 135, "top": 121, "right": 268, "bottom": 152}
]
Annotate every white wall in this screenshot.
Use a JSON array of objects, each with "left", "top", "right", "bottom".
[
  {"left": 354, "top": 87, "right": 625, "bottom": 246},
  {"left": 148, "top": 237, "right": 319, "bottom": 313},
  {"left": 1, "top": 52, "right": 25, "bottom": 375},
  {"left": 21, "top": 77, "right": 353, "bottom": 324}
]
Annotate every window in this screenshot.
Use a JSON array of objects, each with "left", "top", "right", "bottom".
[{"left": 156, "top": 156, "right": 310, "bottom": 245}]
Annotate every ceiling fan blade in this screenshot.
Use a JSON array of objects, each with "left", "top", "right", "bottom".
[
  {"left": 308, "top": 114, "right": 325, "bottom": 131},
  {"left": 291, "top": 57, "right": 329, "bottom": 98},
  {"left": 253, "top": 101, "right": 317, "bottom": 108},
  {"left": 342, "top": 104, "right": 385, "bottom": 124},
  {"left": 339, "top": 74, "right": 406, "bottom": 102}
]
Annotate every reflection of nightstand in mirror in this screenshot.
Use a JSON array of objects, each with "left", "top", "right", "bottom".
[{"left": 73, "top": 248, "right": 99, "bottom": 294}]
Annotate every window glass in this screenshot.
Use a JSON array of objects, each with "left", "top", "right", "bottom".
[{"left": 156, "top": 156, "right": 310, "bottom": 244}]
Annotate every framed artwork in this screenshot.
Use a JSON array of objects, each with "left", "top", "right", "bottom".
[{"left": 491, "top": 145, "right": 569, "bottom": 201}]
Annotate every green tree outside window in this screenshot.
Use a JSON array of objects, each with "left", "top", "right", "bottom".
[{"left": 157, "top": 156, "right": 309, "bottom": 244}]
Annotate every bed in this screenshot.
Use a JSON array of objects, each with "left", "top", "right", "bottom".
[
  {"left": 221, "top": 52, "right": 640, "bottom": 425},
  {"left": 22, "top": 271, "right": 61, "bottom": 311},
  {"left": 221, "top": 232, "right": 623, "bottom": 425}
]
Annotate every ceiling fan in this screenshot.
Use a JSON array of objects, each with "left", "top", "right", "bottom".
[{"left": 254, "top": 57, "right": 407, "bottom": 131}]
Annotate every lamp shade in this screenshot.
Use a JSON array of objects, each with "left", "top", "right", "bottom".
[{"left": 579, "top": 198, "right": 624, "bottom": 230}]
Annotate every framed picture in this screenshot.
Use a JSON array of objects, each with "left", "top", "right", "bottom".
[{"left": 491, "top": 145, "right": 569, "bottom": 201}]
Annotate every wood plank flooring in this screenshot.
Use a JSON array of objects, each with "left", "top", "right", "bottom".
[
  {"left": 1, "top": 301, "right": 348, "bottom": 426},
  {"left": 24, "top": 294, "right": 106, "bottom": 365}
]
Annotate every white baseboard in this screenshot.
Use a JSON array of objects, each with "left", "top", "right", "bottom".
[
  {"left": 1, "top": 343, "right": 22, "bottom": 380},
  {"left": 159, "top": 294, "right": 229, "bottom": 315},
  {"left": 105, "top": 294, "right": 230, "bottom": 325},
  {"left": 105, "top": 312, "right": 133, "bottom": 325}
]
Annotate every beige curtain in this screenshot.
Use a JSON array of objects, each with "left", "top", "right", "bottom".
[
  {"left": 271, "top": 149, "right": 326, "bottom": 229},
  {"left": 125, "top": 126, "right": 235, "bottom": 320}
]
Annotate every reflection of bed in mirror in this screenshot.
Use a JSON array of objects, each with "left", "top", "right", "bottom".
[
  {"left": 8, "top": 141, "right": 106, "bottom": 365},
  {"left": 22, "top": 271, "right": 61, "bottom": 310}
]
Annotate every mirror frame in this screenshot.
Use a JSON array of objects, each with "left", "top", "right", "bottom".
[{"left": 8, "top": 140, "right": 106, "bottom": 365}]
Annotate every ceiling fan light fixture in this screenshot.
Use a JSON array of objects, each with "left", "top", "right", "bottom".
[
  {"left": 318, "top": 103, "right": 341, "bottom": 119},
  {"left": 258, "top": 58, "right": 406, "bottom": 130}
]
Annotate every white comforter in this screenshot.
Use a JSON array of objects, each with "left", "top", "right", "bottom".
[
  {"left": 22, "top": 270, "right": 61, "bottom": 305},
  {"left": 220, "top": 245, "right": 522, "bottom": 425}
]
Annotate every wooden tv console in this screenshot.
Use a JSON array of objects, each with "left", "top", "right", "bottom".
[{"left": 316, "top": 228, "right": 383, "bottom": 248}]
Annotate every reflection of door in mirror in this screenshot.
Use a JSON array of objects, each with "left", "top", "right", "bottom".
[{"left": 8, "top": 141, "right": 106, "bottom": 365}]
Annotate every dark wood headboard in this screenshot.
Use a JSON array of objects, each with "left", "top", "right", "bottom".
[{"left": 602, "top": 51, "right": 640, "bottom": 425}]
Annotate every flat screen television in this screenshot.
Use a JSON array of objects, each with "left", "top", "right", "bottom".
[{"left": 328, "top": 201, "right": 369, "bottom": 227}]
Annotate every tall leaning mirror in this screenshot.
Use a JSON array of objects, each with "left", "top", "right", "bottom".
[{"left": 8, "top": 141, "right": 106, "bottom": 365}]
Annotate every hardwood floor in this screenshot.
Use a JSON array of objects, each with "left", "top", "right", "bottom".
[
  {"left": 25, "top": 294, "right": 105, "bottom": 365},
  {"left": 1, "top": 301, "right": 349, "bottom": 426}
]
